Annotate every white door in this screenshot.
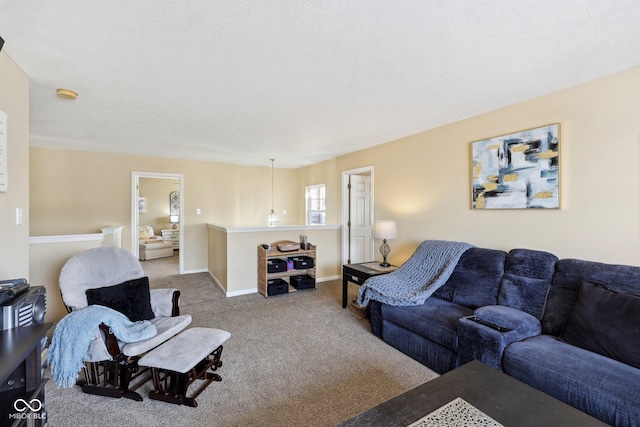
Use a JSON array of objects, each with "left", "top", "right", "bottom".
[{"left": 349, "top": 175, "right": 373, "bottom": 263}]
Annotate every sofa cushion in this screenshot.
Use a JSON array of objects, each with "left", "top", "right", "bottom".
[
  {"left": 560, "top": 280, "right": 640, "bottom": 369},
  {"left": 382, "top": 321, "right": 457, "bottom": 374},
  {"left": 432, "top": 247, "right": 506, "bottom": 308},
  {"left": 121, "top": 314, "right": 192, "bottom": 356},
  {"left": 497, "top": 249, "right": 557, "bottom": 320},
  {"left": 59, "top": 247, "right": 145, "bottom": 311},
  {"left": 543, "top": 258, "right": 640, "bottom": 336},
  {"left": 503, "top": 335, "right": 640, "bottom": 426},
  {"left": 86, "top": 276, "right": 155, "bottom": 322},
  {"left": 381, "top": 298, "right": 473, "bottom": 351},
  {"left": 139, "top": 228, "right": 150, "bottom": 240}
]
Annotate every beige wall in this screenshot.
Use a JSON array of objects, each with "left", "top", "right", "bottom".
[
  {"left": 208, "top": 224, "right": 341, "bottom": 296},
  {"left": 30, "top": 149, "right": 301, "bottom": 272},
  {"left": 0, "top": 53, "right": 30, "bottom": 279},
  {"left": 26, "top": 65, "right": 640, "bottom": 284},
  {"left": 30, "top": 236, "right": 103, "bottom": 322},
  {"left": 208, "top": 226, "right": 228, "bottom": 290},
  {"left": 297, "top": 67, "right": 640, "bottom": 266},
  {"left": 295, "top": 159, "right": 341, "bottom": 225}
]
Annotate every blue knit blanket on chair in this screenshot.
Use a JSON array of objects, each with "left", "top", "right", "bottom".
[
  {"left": 48, "top": 305, "right": 157, "bottom": 388},
  {"left": 356, "top": 240, "right": 473, "bottom": 307}
]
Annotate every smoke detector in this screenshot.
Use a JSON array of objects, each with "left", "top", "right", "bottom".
[{"left": 56, "top": 88, "right": 78, "bottom": 99}]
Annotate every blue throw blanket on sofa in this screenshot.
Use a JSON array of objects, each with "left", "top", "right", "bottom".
[
  {"left": 48, "top": 305, "right": 157, "bottom": 388},
  {"left": 356, "top": 240, "right": 473, "bottom": 307}
]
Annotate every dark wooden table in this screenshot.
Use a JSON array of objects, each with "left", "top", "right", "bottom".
[
  {"left": 0, "top": 323, "right": 52, "bottom": 426},
  {"left": 337, "top": 360, "right": 608, "bottom": 427},
  {"left": 342, "top": 262, "right": 397, "bottom": 308}
]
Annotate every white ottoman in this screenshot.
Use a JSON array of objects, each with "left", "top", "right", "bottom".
[
  {"left": 139, "top": 240, "right": 175, "bottom": 260},
  {"left": 138, "top": 327, "right": 231, "bottom": 406}
]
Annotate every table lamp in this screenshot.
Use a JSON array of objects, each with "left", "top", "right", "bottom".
[{"left": 374, "top": 220, "right": 397, "bottom": 267}]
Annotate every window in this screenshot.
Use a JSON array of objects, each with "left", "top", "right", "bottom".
[{"left": 305, "top": 184, "right": 326, "bottom": 225}]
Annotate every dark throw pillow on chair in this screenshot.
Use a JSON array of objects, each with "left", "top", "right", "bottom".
[
  {"left": 560, "top": 280, "right": 640, "bottom": 369},
  {"left": 86, "top": 276, "right": 155, "bottom": 322}
]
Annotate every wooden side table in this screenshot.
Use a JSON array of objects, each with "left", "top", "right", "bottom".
[{"left": 342, "top": 262, "right": 397, "bottom": 308}]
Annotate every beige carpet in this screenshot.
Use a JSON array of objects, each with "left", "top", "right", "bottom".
[
  {"left": 44, "top": 272, "right": 438, "bottom": 426},
  {"left": 139, "top": 251, "right": 179, "bottom": 278}
]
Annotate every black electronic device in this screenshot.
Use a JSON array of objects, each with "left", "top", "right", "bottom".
[
  {"left": 0, "top": 36, "right": 4, "bottom": 53},
  {"left": 0, "top": 278, "right": 27, "bottom": 287},
  {"left": 272, "top": 240, "right": 300, "bottom": 252},
  {"left": 468, "top": 316, "right": 511, "bottom": 333},
  {"left": 1, "top": 286, "right": 47, "bottom": 331},
  {"left": 0, "top": 286, "right": 49, "bottom": 393},
  {"left": 0, "top": 278, "right": 30, "bottom": 304}
]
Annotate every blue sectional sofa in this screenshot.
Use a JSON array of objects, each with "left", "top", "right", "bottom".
[{"left": 367, "top": 245, "right": 640, "bottom": 427}]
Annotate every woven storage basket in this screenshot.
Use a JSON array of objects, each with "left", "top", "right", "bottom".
[{"left": 349, "top": 297, "right": 368, "bottom": 319}]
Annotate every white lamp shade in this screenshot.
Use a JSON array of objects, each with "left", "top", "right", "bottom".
[
  {"left": 170, "top": 215, "right": 179, "bottom": 223},
  {"left": 373, "top": 220, "right": 397, "bottom": 239}
]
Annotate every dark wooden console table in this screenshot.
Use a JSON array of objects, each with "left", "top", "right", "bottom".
[{"left": 0, "top": 323, "right": 52, "bottom": 427}]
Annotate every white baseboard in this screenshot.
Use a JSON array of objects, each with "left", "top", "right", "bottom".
[
  {"left": 182, "top": 268, "right": 209, "bottom": 274},
  {"left": 226, "top": 288, "right": 259, "bottom": 297},
  {"left": 207, "top": 270, "right": 258, "bottom": 296},
  {"left": 317, "top": 275, "right": 340, "bottom": 282}
]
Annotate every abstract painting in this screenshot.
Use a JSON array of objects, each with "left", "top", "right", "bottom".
[{"left": 471, "top": 124, "right": 560, "bottom": 209}]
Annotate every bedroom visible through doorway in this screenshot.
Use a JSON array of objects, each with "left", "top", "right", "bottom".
[{"left": 132, "top": 171, "right": 184, "bottom": 275}]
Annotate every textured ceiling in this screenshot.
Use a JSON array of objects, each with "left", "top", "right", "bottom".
[{"left": 1, "top": 1, "right": 640, "bottom": 168}]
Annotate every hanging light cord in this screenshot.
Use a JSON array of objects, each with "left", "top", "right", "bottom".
[{"left": 270, "top": 159, "right": 275, "bottom": 214}]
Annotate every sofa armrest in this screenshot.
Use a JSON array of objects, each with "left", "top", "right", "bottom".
[
  {"left": 457, "top": 305, "right": 541, "bottom": 370},
  {"left": 150, "top": 289, "right": 181, "bottom": 317},
  {"left": 474, "top": 305, "right": 541, "bottom": 337}
]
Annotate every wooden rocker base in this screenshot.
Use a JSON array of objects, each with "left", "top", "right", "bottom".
[
  {"left": 78, "top": 358, "right": 150, "bottom": 401},
  {"left": 147, "top": 345, "right": 224, "bottom": 407},
  {"left": 81, "top": 384, "right": 144, "bottom": 401}
]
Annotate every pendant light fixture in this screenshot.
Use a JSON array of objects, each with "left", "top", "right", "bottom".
[{"left": 266, "top": 159, "right": 280, "bottom": 227}]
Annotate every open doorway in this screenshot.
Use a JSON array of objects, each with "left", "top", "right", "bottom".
[
  {"left": 131, "top": 171, "right": 184, "bottom": 275},
  {"left": 341, "top": 166, "right": 375, "bottom": 264}
]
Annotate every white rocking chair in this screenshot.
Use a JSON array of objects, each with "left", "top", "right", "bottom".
[{"left": 58, "top": 247, "right": 191, "bottom": 401}]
